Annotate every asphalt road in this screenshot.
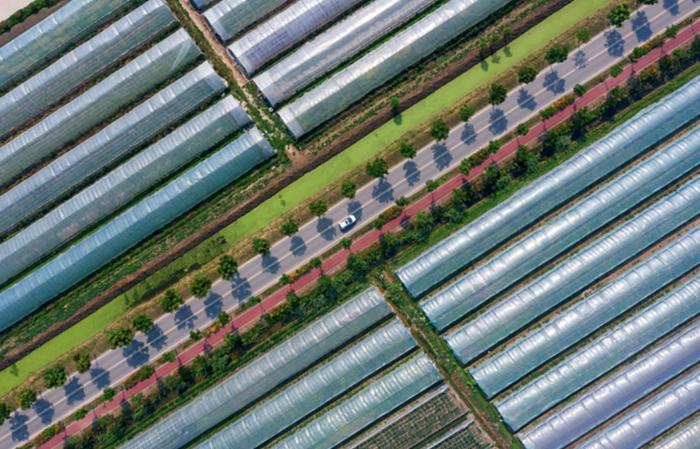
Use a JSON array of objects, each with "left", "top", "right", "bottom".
[{"left": 1, "top": 1, "right": 697, "bottom": 447}]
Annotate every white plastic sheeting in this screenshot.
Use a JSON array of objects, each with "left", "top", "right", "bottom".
[
  {"left": 0, "top": 0, "right": 175, "bottom": 140},
  {"left": 269, "top": 353, "right": 443, "bottom": 449},
  {"left": 121, "top": 287, "right": 390, "bottom": 449},
  {"left": 192, "top": 319, "right": 416, "bottom": 449},
  {"left": 650, "top": 415, "right": 700, "bottom": 449},
  {"left": 423, "top": 128, "right": 700, "bottom": 332},
  {"left": 254, "top": 0, "right": 434, "bottom": 105},
  {"left": 0, "top": 97, "right": 249, "bottom": 284},
  {"left": 0, "top": 127, "right": 274, "bottom": 332},
  {"left": 0, "top": 0, "right": 134, "bottom": 91},
  {"left": 0, "top": 62, "right": 226, "bottom": 235},
  {"left": 396, "top": 76, "right": 700, "bottom": 298},
  {"left": 0, "top": 29, "right": 201, "bottom": 187},
  {"left": 203, "top": 0, "right": 291, "bottom": 43},
  {"left": 473, "top": 228, "right": 700, "bottom": 398},
  {"left": 229, "top": 0, "right": 365, "bottom": 75},
  {"left": 496, "top": 260, "right": 700, "bottom": 430},
  {"left": 519, "top": 313, "right": 700, "bottom": 449},
  {"left": 447, "top": 180, "right": 700, "bottom": 377},
  {"left": 576, "top": 366, "right": 700, "bottom": 449}
]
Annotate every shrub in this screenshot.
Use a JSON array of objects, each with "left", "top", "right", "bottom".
[
  {"left": 43, "top": 365, "right": 67, "bottom": 388},
  {"left": 190, "top": 276, "right": 212, "bottom": 298},
  {"left": 217, "top": 255, "right": 238, "bottom": 279},
  {"left": 341, "top": 180, "right": 356, "bottom": 199},
  {"left": 217, "top": 312, "right": 230, "bottom": 326},
  {"left": 575, "top": 28, "right": 591, "bottom": 43},
  {"left": 426, "top": 179, "right": 440, "bottom": 192},
  {"left": 310, "top": 257, "right": 322, "bottom": 269},
  {"left": 74, "top": 408, "right": 88, "bottom": 420},
  {"left": 399, "top": 141, "right": 416, "bottom": 159},
  {"left": 17, "top": 388, "right": 36, "bottom": 409},
  {"left": 630, "top": 46, "right": 649, "bottom": 62},
  {"left": 545, "top": 44, "right": 569, "bottom": 65},
  {"left": 459, "top": 159, "right": 472, "bottom": 176},
  {"left": 107, "top": 327, "right": 134, "bottom": 349},
  {"left": 132, "top": 314, "right": 154, "bottom": 333},
  {"left": 430, "top": 119, "right": 449, "bottom": 141},
  {"left": 488, "top": 139, "right": 501, "bottom": 154},
  {"left": 395, "top": 196, "right": 409, "bottom": 208},
  {"left": 516, "top": 123, "right": 529, "bottom": 136},
  {"left": 309, "top": 199, "right": 328, "bottom": 216},
  {"left": 459, "top": 104, "right": 476, "bottom": 122},
  {"left": 341, "top": 238, "right": 352, "bottom": 249},
  {"left": 610, "top": 64, "right": 624, "bottom": 77},
  {"left": 253, "top": 237, "right": 271, "bottom": 254},
  {"left": 160, "top": 289, "right": 183, "bottom": 313},
  {"left": 280, "top": 217, "right": 299, "bottom": 236},
  {"left": 366, "top": 158, "right": 389, "bottom": 178},
  {"left": 518, "top": 66, "right": 538, "bottom": 84},
  {"left": 574, "top": 83, "right": 587, "bottom": 97},
  {"left": 73, "top": 352, "right": 91, "bottom": 373},
  {"left": 102, "top": 387, "right": 116, "bottom": 402},
  {"left": 189, "top": 329, "right": 202, "bottom": 341},
  {"left": 0, "top": 403, "right": 11, "bottom": 425}
]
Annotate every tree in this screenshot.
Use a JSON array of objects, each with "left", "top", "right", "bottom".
[
  {"left": 571, "top": 107, "right": 596, "bottom": 138},
  {"left": 459, "top": 104, "right": 476, "bottom": 122},
  {"left": 574, "top": 83, "right": 587, "bottom": 97},
  {"left": 160, "top": 289, "right": 183, "bottom": 313},
  {"left": 459, "top": 159, "right": 472, "bottom": 176},
  {"left": 341, "top": 180, "right": 356, "bottom": 199},
  {"left": 390, "top": 96, "right": 400, "bottom": 114},
  {"left": 309, "top": 199, "right": 328, "bottom": 217},
  {"left": 692, "top": 36, "right": 700, "bottom": 58},
  {"left": 217, "top": 255, "right": 238, "bottom": 279},
  {"left": 107, "top": 327, "right": 134, "bottom": 349},
  {"left": 482, "top": 164, "right": 509, "bottom": 195},
  {"left": 102, "top": 387, "right": 116, "bottom": 402},
  {"left": 43, "top": 365, "right": 67, "bottom": 388},
  {"left": 608, "top": 4, "right": 631, "bottom": 27},
  {"left": 190, "top": 329, "right": 202, "bottom": 341},
  {"left": 518, "top": 66, "right": 538, "bottom": 84},
  {"left": 545, "top": 44, "right": 569, "bottom": 65},
  {"left": 430, "top": 119, "right": 449, "bottom": 141},
  {"left": 489, "top": 84, "right": 507, "bottom": 105},
  {"left": 488, "top": 139, "right": 501, "bottom": 154},
  {"left": 73, "top": 352, "right": 91, "bottom": 373},
  {"left": 426, "top": 179, "right": 440, "bottom": 192},
  {"left": 217, "top": 312, "right": 230, "bottom": 326},
  {"left": 575, "top": 28, "right": 591, "bottom": 43},
  {"left": 516, "top": 123, "right": 529, "bottom": 136},
  {"left": 132, "top": 314, "right": 154, "bottom": 333},
  {"left": 310, "top": 257, "right": 322, "bottom": 269},
  {"left": 280, "top": 217, "right": 299, "bottom": 236},
  {"left": 511, "top": 145, "right": 537, "bottom": 176},
  {"left": 395, "top": 196, "right": 409, "bottom": 208},
  {"left": 452, "top": 182, "right": 477, "bottom": 207},
  {"left": 17, "top": 389, "right": 36, "bottom": 410},
  {"left": 0, "top": 402, "right": 10, "bottom": 425},
  {"left": 341, "top": 238, "right": 352, "bottom": 249},
  {"left": 610, "top": 64, "right": 623, "bottom": 77},
  {"left": 366, "top": 158, "right": 389, "bottom": 178},
  {"left": 253, "top": 237, "right": 270, "bottom": 254},
  {"left": 502, "top": 26, "right": 513, "bottom": 42},
  {"left": 190, "top": 276, "right": 211, "bottom": 298},
  {"left": 541, "top": 130, "right": 571, "bottom": 157},
  {"left": 399, "top": 141, "right": 416, "bottom": 159}
]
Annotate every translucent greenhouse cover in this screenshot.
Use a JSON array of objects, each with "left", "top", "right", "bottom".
[
  {"left": 473, "top": 210, "right": 700, "bottom": 398},
  {"left": 0, "top": 0, "right": 175, "bottom": 140},
  {"left": 229, "top": 0, "right": 365, "bottom": 75},
  {"left": 253, "top": 0, "right": 433, "bottom": 104},
  {"left": 0, "top": 0, "right": 135, "bottom": 92},
  {"left": 0, "top": 62, "right": 226, "bottom": 235},
  {"left": 576, "top": 366, "right": 700, "bottom": 449},
  {"left": 496, "top": 257, "right": 700, "bottom": 431},
  {"left": 0, "top": 97, "right": 250, "bottom": 285},
  {"left": 396, "top": 75, "right": 700, "bottom": 299},
  {"left": 193, "top": 319, "right": 416, "bottom": 449},
  {"left": 446, "top": 180, "right": 700, "bottom": 378},
  {"left": 650, "top": 415, "right": 700, "bottom": 449},
  {"left": 203, "top": 0, "right": 292, "bottom": 43},
  {"left": 122, "top": 287, "right": 390, "bottom": 449},
  {"left": 519, "top": 314, "right": 700, "bottom": 449},
  {"left": 269, "top": 353, "right": 442, "bottom": 449},
  {"left": 0, "top": 29, "right": 201, "bottom": 188},
  {"left": 191, "top": 0, "right": 216, "bottom": 11},
  {"left": 423, "top": 127, "right": 700, "bottom": 332},
  {"left": 0, "top": 127, "right": 274, "bottom": 332}
]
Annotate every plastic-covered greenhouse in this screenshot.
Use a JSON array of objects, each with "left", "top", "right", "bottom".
[
  {"left": 253, "top": 0, "right": 432, "bottom": 104},
  {"left": 0, "top": 29, "right": 201, "bottom": 188},
  {"left": 229, "top": 0, "right": 365, "bottom": 75},
  {"left": 446, "top": 180, "right": 700, "bottom": 369},
  {"left": 0, "top": 62, "right": 226, "bottom": 235},
  {"left": 0, "top": 97, "right": 250, "bottom": 285},
  {"left": 122, "top": 287, "right": 390, "bottom": 449},
  {"left": 268, "top": 353, "right": 442, "bottom": 449},
  {"left": 191, "top": 0, "right": 216, "bottom": 11},
  {"left": 422, "top": 130, "right": 700, "bottom": 332},
  {"left": 203, "top": 0, "right": 291, "bottom": 43},
  {"left": 473, "top": 230, "right": 700, "bottom": 398},
  {"left": 496, "top": 258, "right": 700, "bottom": 430},
  {"left": 192, "top": 319, "right": 416, "bottom": 449},
  {"left": 576, "top": 367, "right": 700, "bottom": 449},
  {"left": 650, "top": 415, "right": 700, "bottom": 449},
  {"left": 0, "top": 0, "right": 175, "bottom": 140},
  {"left": 0, "top": 127, "right": 274, "bottom": 332},
  {"left": 0, "top": 0, "right": 135, "bottom": 91},
  {"left": 519, "top": 311, "right": 700, "bottom": 449},
  {"left": 396, "top": 76, "right": 700, "bottom": 299}
]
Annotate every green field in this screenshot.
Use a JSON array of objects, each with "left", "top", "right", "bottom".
[{"left": 0, "top": 0, "right": 613, "bottom": 395}]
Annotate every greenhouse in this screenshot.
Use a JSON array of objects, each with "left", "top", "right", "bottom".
[
  {"left": 422, "top": 129, "right": 700, "bottom": 332},
  {"left": 203, "top": 0, "right": 291, "bottom": 43},
  {"left": 496, "top": 260, "right": 700, "bottom": 430},
  {"left": 191, "top": 0, "right": 216, "bottom": 11},
  {"left": 519, "top": 313, "right": 700, "bottom": 449},
  {"left": 576, "top": 367, "right": 700, "bottom": 449},
  {"left": 650, "top": 415, "right": 700, "bottom": 449},
  {"left": 229, "top": 0, "right": 364, "bottom": 75},
  {"left": 253, "top": 0, "right": 433, "bottom": 104},
  {"left": 278, "top": 0, "right": 514, "bottom": 137},
  {"left": 0, "top": 0, "right": 135, "bottom": 91},
  {"left": 0, "top": 127, "right": 274, "bottom": 332},
  {"left": 446, "top": 180, "right": 700, "bottom": 369},
  {"left": 0, "top": 29, "right": 201, "bottom": 188},
  {"left": 0, "top": 62, "right": 226, "bottom": 235},
  {"left": 0, "top": 97, "right": 250, "bottom": 285},
  {"left": 191, "top": 319, "right": 416, "bottom": 449},
  {"left": 396, "top": 76, "right": 700, "bottom": 298},
  {"left": 122, "top": 287, "right": 390, "bottom": 449},
  {"left": 0, "top": 0, "right": 175, "bottom": 140},
  {"left": 268, "top": 353, "right": 443, "bottom": 449},
  {"left": 473, "top": 229, "right": 700, "bottom": 398}
]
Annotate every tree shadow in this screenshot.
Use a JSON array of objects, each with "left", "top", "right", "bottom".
[
  {"left": 123, "top": 340, "right": 150, "bottom": 368},
  {"left": 10, "top": 413, "right": 29, "bottom": 442},
  {"left": 461, "top": 123, "right": 477, "bottom": 144},
  {"left": 631, "top": 11, "right": 652, "bottom": 42},
  {"left": 348, "top": 200, "right": 363, "bottom": 220},
  {"left": 290, "top": 235, "right": 306, "bottom": 257},
  {"left": 605, "top": 29, "right": 625, "bottom": 57},
  {"left": 146, "top": 324, "right": 167, "bottom": 350},
  {"left": 516, "top": 88, "right": 536, "bottom": 110},
  {"left": 203, "top": 293, "right": 223, "bottom": 319},
  {"left": 64, "top": 377, "right": 85, "bottom": 406},
  {"left": 174, "top": 304, "right": 195, "bottom": 330},
  {"left": 230, "top": 276, "right": 252, "bottom": 302},
  {"left": 543, "top": 71, "right": 565, "bottom": 94},
  {"left": 372, "top": 179, "right": 394, "bottom": 203},
  {"left": 90, "top": 367, "right": 111, "bottom": 389},
  {"left": 574, "top": 50, "right": 587, "bottom": 69},
  {"left": 261, "top": 253, "right": 281, "bottom": 273},
  {"left": 403, "top": 160, "right": 421, "bottom": 186},
  {"left": 33, "top": 398, "right": 54, "bottom": 425},
  {"left": 432, "top": 143, "right": 452, "bottom": 170},
  {"left": 489, "top": 108, "right": 508, "bottom": 135},
  {"left": 663, "top": 0, "right": 679, "bottom": 15},
  {"left": 316, "top": 217, "right": 337, "bottom": 241}
]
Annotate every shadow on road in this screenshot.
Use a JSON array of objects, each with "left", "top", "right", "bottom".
[
  {"left": 403, "top": 161, "right": 421, "bottom": 186},
  {"left": 663, "top": 0, "right": 679, "bottom": 15},
  {"left": 123, "top": 340, "right": 150, "bottom": 368},
  {"left": 290, "top": 235, "right": 306, "bottom": 256},
  {"left": 230, "top": 276, "right": 252, "bottom": 301},
  {"left": 517, "top": 88, "right": 536, "bottom": 110},
  {"left": 489, "top": 108, "right": 508, "bottom": 135},
  {"left": 204, "top": 293, "right": 223, "bottom": 319},
  {"left": 461, "top": 123, "right": 477, "bottom": 144},
  {"left": 174, "top": 305, "right": 195, "bottom": 330},
  {"left": 261, "top": 253, "right": 281, "bottom": 273},
  {"left": 9, "top": 413, "right": 28, "bottom": 442},
  {"left": 544, "top": 71, "right": 565, "bottom": 94},
  {"left": 605, "top": 29, "right": 625, "bottom": 57},
  {"left": 64, "top": 377, "right": 85, "bottom": 406},
  {"left": 632, "top": 11, "right": 652, "bottom": 42},
  {"left": 574, "top": 50, "right": 587, "bottom": 69},
  {"left": 33, "top": 399, "right": 54, "bottom": 425},
  {"left": 372, "top": 179, "right": 394, "bottom": 203},
  {"left": 146, "top": 324, "right": 167, "bottom": 350},
  {"left": 317, "top": 217, "right": 337, "bottom": 241},
  {"left": 90, "top": 367, "right": 111, "bottom": 389},
  {"left": 433, "top": 143, "right": 453, "bottom": 170}
]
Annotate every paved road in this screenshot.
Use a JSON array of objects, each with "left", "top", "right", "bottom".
[{"left": 1, "top": 1, "right": 697, "bottom": 447}]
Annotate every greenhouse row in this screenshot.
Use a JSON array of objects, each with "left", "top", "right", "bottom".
[
  {"left": 0, "top": 0, "right": 175, "bottom": 140},
  {"left": 473, "top": 227, "right": 700, "bottom": 398},
  {"left": 396, "top": 76, "right": 700, "bottom": 298},
  {"left": 253, "top": 0, "right": 434, "bottom": 105},
  {"left": 122, "top": 287, "right": 391, "bottom": 449},
  {"left": 203, "top": 0, "right": 290, "bottom": 43},
  {"left": 423, "top": 127, "right": 700, "bottom": 332},
  {"left": 497, "top": 257, "right": 700, "bottom": 430},
  {"left": 0, "top": 29, "right": 201, "bottom": 188},
  {"left": 651, "top": 414, "right": 700, "bottom": 449},
  {"left": 0, "top": 127, "right": 274, "bottom": 332},
  {"left": 278, "top": 0, "right": 513, "bottom": 137},
  {"left": 229, "top": 0, "right": 364, "bottom": 75},
  {"left": 0, "top": 62, "right": 227, "bottom": 235},
  {"left": 446, "top": 179, "right": 700, "bottom": 369},
  {"left": 520, "top": 302, "right": 700, "bottom": 449},
  {"left": 0, "top": 96, "right": 250, "bottom": 285},
  {"left": 0, "top": 0, "right": 135, "bottom": 91},
  {"left": 577, "top": 366, "right": 700, "bottom": 449}
]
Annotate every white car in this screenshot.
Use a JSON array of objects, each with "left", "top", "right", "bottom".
[{"left": 338, "top": 214, "right": 357, "bottom": 232}]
